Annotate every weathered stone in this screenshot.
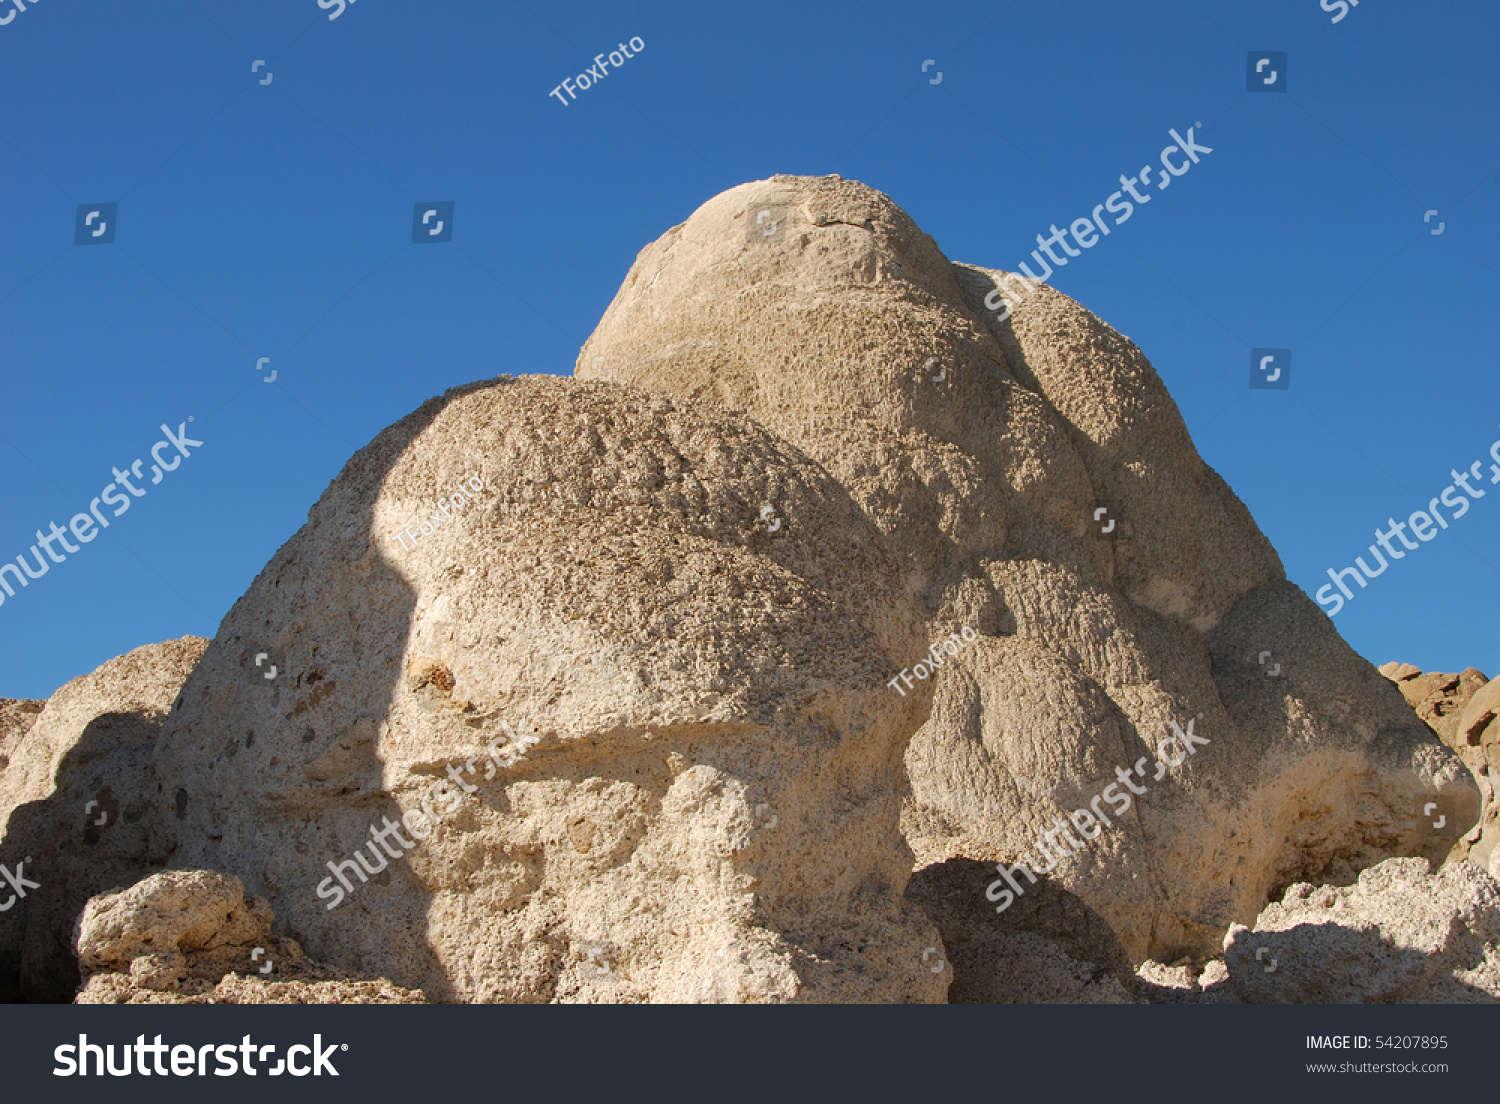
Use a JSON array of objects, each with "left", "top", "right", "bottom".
[
  {"left": 0, "top": 699, "right": 44, "bottom": 776},
  {"left": 1223, "top": 857, "right": 1500, "bottom": 1003},
  {"left": 153, "top": 377, "right": 945, "bottom": 1003},
  {"left": 75, "top": 869, "right": 425, "bottom": 1003},
  {"left": 1379, "top": 664, "right": 1497, "bottom": 869},
  {"left": 1459, "top": 678, "right": 1500, "bottom": 748},
  {"left": 575, "top": 173, "right": 1478, "bottom": 961},
  {"left": 0, "top": 637, "right": 207, "bottom": 1002}
]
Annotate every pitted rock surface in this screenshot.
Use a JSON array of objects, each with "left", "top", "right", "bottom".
[
  {"left": 153, "top": 376, "right": 945, "bottom": 1003},
  {"left": 577, "top": 173, "right": 1478, "bottom": 960},
  {"left": 75, "top": 869, "right": 424, "bottom": 1004},
  {"left": 1223, "top": 857, "right": 1500, "bottom": 1003},
  {"left": 0, "top": 636, "right": 207, "bottom": 1001}
]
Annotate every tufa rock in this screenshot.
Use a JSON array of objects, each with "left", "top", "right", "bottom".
[
  {"left": 1378, "top": 664, "right": 1496, "bottom": 869},
  {"left": 575, "top": 173, "right": 1478, "bottom": 960},
  {"left": 952, "top": 930, "right": 1134, "bottom": 1004},
  {"left": 75, "top": 869, "right": 424, "bottom": 1003},
  {"left": 1458, "top": 678, "right": 1500, "bottom": 748},
  {"left": 1378, "top": 663, "right": 1488, "bottom": 746},
  {"left": 1223, "top": 857, "right": 1500, "bottom": 1003},
  {"left": 153, "top": 376, "right": 946, "bottom": 1003},
  {"left": 0, "top": 699, "right": 45, "bottom": 777},
  {"left": 0, "top": 636, "right": 207, "bottom": 1002}
]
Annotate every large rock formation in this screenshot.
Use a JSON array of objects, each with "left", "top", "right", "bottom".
[
  {"left": 152, "top": 377, "right": 947, "bottom": 1003},
  {"left": 0, "top": 637, "right": 207, "bottom": 1002},
  {"left": 1223, "top": 857, "right": 1500, "bottom": 1003},
  {"left": 575, "top": 173, "right": 1478, "bottom": 961},
  {"left": 4, "top": 174, "right": 1481, "bottom": 1004}
]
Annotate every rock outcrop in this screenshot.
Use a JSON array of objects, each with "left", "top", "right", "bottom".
[
  {"left": 575, "top": 173, "right": 1478, "bottom": 961},
  {"left": 0, "top": 637, "right": 207, "bottom": 1002},
  {"left": 5, "top": 174, "right": 1483, "bottom": 1004},
  {"left": 1380, "top": 663, "right": 1497, "bottom": 869},
  {"left": 75, "top": 870, "right": 424, "bottom": 1003},
  {"left": 1223, "top": 857, "right": 1500, "bottom": 1003},
  {"left": 152, "top": 377, "right": 947, "bottom": 1003}
]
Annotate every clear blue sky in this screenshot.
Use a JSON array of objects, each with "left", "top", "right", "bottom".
[{"left": 2, "top": 0, "right": 1497, "bottom": 699}]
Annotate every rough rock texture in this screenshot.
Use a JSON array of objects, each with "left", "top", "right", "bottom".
[
  {"left": 953, "top": 930, "right": 1133, "bottom": 1004},
  {"left": 1136, "top": 957, "right": 1236, "bottom": 1003},
  {"left": 1460, "top": 678, "right": 1500, "bottom": 748},
  {"left": 0, "top": 699, "right": 44, "bottom": 776},
  {"left": 1379, "top": 663, "right": 1497, "bottom": 869},
  {"left": 75, "top": 870, "right": 424, "bottom": 1003},
  {"left": 1223, "top": 857, "right": 1500, "bottom": 1003},
  {"left": 575, "top": 172, "right": 1478, "bottom": 961},
  {"left": 153, "top": 376, "right": 947, "bottom": 1003},
  {"left": 907, "top": 857, "right": 1133, "bottom": 1002},
  {"left": 0, "top": 637, "right": 207, "bottom": 1002},
  {"left": 1379, "top": 663, "right": 1488, "bottom": 745}
]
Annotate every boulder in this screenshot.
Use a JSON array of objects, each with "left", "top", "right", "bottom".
[
  {"left": 1223, "top": 857, "right": 1500, "bottom": 1003},
  {"left": 75, "top": 869, "right": 424, "bottom": 1003},
  {"left": 1135, "top": 957, "right": 1236, "bottom": 1004},
  {"left": 0, "top": 636, "right": 207, "bottom": 1002},
  {"left": 575, "top": 173, "right": 1478, "bottom": 960},
  {"left": 153, "top": 376, "right": 946, "bottom": 1003}
]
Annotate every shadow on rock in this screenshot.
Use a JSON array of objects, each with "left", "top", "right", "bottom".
[{"left": 907, "top": 857, "right": 1136, "bottom": 1003}]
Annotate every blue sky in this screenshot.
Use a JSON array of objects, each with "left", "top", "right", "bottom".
[{"left": 1, "top": 0, "right": 1496, "bottom": 699}]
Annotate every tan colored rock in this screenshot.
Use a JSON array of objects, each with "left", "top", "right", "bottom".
[
  {"left": 75, "top": 869, "right": 424, "bottom": 1003},
  {"left": 0, "top": 699, "right": 44, "bottom": 776},
  {"left": 1223, "top": 857, "right": 1500, "bottom": 1003},
  {"left": 1459, "top": 678, "right": 1500, "bottom": 748},
  {"left": 1383, "top": 666, "right": 1487, "bottom": 744},
  {"left": 1379, "top": 664, "right": 1497, "bottom": 869},
  {"left": 1135, "top": 958, "right": 1238, "bottom": 1004},
  {"left": 950, "top": 930, "right": 1133, "bottom": 1004},
  {"left": 576, "top": 173, "right": 1478, "bottom": 961},
  {"left": 76, "top": 869, "right": 260, "bottom": 973},
  {"left": 154, "top": 376, "right": 945, "bottom": 1003},
  {"left": 0, "top": 637, "right": 207, "bottom": 1002}
]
